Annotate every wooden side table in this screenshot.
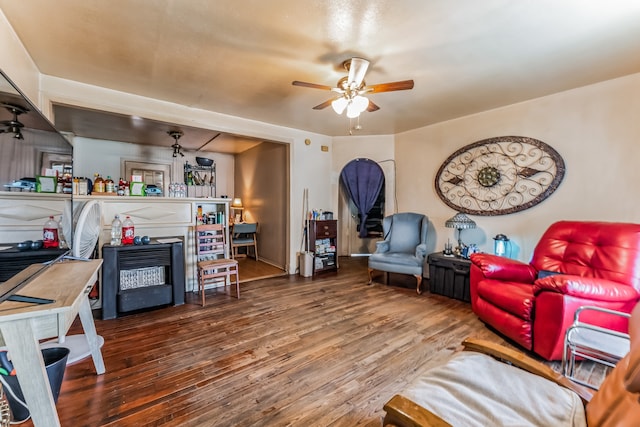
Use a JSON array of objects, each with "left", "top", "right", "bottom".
[{"left": 426, "top": 252, "right": 471, "bottom": 302}]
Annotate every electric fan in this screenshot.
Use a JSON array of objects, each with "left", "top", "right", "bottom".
[{"left": 41, "top": 200, "right": 105, "bottom": 364}]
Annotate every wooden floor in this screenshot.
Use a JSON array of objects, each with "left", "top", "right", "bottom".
[
  {"left": 31, "top": 257, "right": 605, "bottom": 426},
  {"left": 237, "top": 257, "right": 287, "bottom": 283}
]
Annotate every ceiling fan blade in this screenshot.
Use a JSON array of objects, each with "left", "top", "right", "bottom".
[
  {"left": 367, "top": 100, "right": 380, "bottom": 112},
  {"left": 347, "top": 57, "right": 370, "bottom": 86},
  {"left": 367, "top": 80, "right": 415, "bottom": 93},
  {"left": 292, "top": 81, "right": 333, "bottom": 91},
  {"left": 312, "top": 99, "right": 335, "bottom": 110}
]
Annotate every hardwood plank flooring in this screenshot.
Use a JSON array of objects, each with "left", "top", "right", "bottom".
[
  {"left": 237, "top": 257, "right": 287, "bottom": 283},
  {"left": 24, "top": 257, "right": 605, "bottom": 426}
]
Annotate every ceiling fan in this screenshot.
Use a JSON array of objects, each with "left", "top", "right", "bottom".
[
  {"left": 292, "top": 57, "right": 414, "bottom": 118},
  {"left": 0, "top": 102, "right": 29, "bottom": 140}
]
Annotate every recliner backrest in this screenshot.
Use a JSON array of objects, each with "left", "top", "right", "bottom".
[
  {"left": 586, "top": 302, "right": 640, "bottom": 425},
  {"left": 531, "top": 221, "right": 640, "bottom": 292},
  {"left": 383, "top": 213, "right": 428, "bottom": 254}
]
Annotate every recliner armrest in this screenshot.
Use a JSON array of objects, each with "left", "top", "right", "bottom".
[
  {"left": 469, "top": 253, "right": 537, "bottom": 283},
  {"left": 534, "top": 275, "right": 640, "bottom": 302}
]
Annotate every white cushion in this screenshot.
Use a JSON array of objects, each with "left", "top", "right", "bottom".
[{"left": 401, "top": 351, "right": 586, "bottom": 427}]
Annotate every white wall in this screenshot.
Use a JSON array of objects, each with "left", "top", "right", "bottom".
[
  {"left": 395, "top": 72, "right": 640, "bottom": 262},
  {"left": 73, "top": 137, "right": 235, "bottom": 197}
]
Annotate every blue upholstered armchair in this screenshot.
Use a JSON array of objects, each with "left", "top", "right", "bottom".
[{"left": 367, "top": 212, "right": 429, "bottom": 294}]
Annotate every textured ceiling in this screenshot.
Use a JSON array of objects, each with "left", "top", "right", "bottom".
[{"left": 2, "top": 0, "right": 640, "bottom": 141}]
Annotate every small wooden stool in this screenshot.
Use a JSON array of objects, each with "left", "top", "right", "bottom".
[{"left": 197, "top": 258, "right": 240, "bottom": 306}]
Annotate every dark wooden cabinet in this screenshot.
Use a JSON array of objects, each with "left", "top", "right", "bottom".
[
  {"left": 426, "top": 252, "right": 471, "bottom": 302},
  {"left": 101, "top": 239, "right": 185, "bottom": 319},
  {"left": 0, "top": 245, "right": 67, "bottom": 283},
  {"left": 307, "top": 220, "right": 338, "bottom": 275}
]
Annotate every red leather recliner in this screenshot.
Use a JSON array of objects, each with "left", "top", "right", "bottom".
[{"left": 470, "top": 221, "right": 640, "bottom": 360}]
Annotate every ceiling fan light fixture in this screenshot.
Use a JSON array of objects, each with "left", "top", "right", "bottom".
[
  {"left": 11, "top": 125, "right": 24, "bottom": 139},
  {"left": 331, "top": 97, "right": 348, "bottom": 114},
  {"left": 352, "top": 95, "right": 369, "bottom": 113},
  {"left": 346, "top": 102, "right": 361, "bottom": 118}
]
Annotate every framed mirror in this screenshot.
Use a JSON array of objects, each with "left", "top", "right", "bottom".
[{"left": 0, "top": 68, "right": 74, "bottom": 284}]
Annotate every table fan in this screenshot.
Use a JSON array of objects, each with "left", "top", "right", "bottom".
[{"left": 41, "top": 200, "right": 105, "bottom": 364}]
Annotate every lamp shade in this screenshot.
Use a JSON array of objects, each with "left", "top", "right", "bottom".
[
  {"left": 232, "top": 198, "right": 244, "bottom": 209},
  {"left": 346, "top": 102, "right": 360, "bottom": 118},
  {"left": 445, "top": 212, "right": 476, "bottom": 229},
  {"left": 352, "top": 95, "right": 369, "bottom": 113},
  {"left": 331, "top": 97, "right": 348, "bottom": 114}
]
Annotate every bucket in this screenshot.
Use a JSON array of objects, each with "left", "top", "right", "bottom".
[
  {"left": 299, "top": 251, "right": 314, "bottom": 277},
  {"left": 0, "top": 347, "right": 70, "bottom": 422}
]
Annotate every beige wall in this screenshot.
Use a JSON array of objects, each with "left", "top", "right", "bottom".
[
  {"left": 329, "top": 73, "right": 640, "bottom": 262},
  {"left": 5, "top": 9, "right": 640, "bottom": 268},
  {"left": 0, "top": 10, "right": 40, "bottom": 103},
  {"left": 395, "top": 72, "right": 640, "bottom": 262},
  {"left": 235, "top": 141, "right": 288, "bottom": 269}
]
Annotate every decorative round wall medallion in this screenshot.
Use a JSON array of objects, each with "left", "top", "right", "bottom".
[{"left": 435, "top": 136, "right": 565, "bottom": 216}]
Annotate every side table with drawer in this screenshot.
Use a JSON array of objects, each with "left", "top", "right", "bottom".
[{"left": 426, "top": 252, "right": 471, "bottom": 302}]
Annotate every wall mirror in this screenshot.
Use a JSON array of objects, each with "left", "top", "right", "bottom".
[{"left": 0, "top": 68, "right": 74, "bottom": 285}]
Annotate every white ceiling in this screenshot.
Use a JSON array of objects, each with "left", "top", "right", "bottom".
[{"left": 2, "top": 0, "right": 640, "bottom": 143}]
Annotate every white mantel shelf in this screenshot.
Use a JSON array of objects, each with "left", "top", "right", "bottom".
[{"left": 1, "top": 192, "right": 231, "bottom": 300}]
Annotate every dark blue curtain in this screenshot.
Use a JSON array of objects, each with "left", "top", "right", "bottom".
[{"left": 340, "top": 158, "right": 384, "bottom": 238}]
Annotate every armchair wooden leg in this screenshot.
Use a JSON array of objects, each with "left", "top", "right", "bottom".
[
  {"left": 368, "top": 268, "right": 374, "bottom": 285},
  {"left": 415, "top": 275, "right": 423, "bottom": 295}
]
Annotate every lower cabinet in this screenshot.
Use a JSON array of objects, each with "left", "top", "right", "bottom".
[
  {"left": 0, "top": 245, "right": 67, "bottom": 282},
  {"left": 427, "top": 252, "right": 471, "bottom": 302},
  {"left": 101, "top": 239, "right": 185, "bottom": 319}
]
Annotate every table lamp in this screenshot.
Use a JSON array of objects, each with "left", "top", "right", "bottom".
[
  {"left": 445, "top": 212, "right": 476, "bottom": 252},
  {"left": 232, "top": 198, "right": 244, "bottom": 222}
]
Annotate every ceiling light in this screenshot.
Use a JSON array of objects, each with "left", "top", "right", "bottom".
[
  {"left": 346, "top": 102, "right": 360, "bottom": 118},
  {"left": 331, "top": 97, "right": 348, "bottom": 114},
  {"left": 168, "top": 130, "right": 184, "bottom": 157},
  {"left": 1, "top": 103, "right": 28, "bottom": 140},
  {"left": 352, "top": 95, "right": 369, "bottom": 113}
]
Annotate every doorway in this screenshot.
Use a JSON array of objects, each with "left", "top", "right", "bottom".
[
  {"left": 234, "top": 140, "right": 289, "bottom": 281},
  {"left": 338, "top": 158, "right": 385, "bottom": 256}
]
